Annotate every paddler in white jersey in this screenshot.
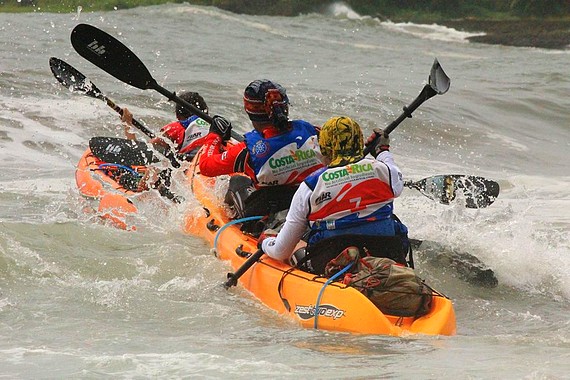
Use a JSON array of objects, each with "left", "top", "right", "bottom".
[{"left": 259, "top": 116, "right": 411, "bottom": 273}]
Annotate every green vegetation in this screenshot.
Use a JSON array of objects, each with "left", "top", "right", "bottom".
[
  {"left": 1, "top": 0, "right": 569, "bottom": 20},
  {"left": 0, "top": 0, "right": 187, "bottom": 13}
]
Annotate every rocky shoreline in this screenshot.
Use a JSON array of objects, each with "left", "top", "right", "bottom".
[{"left": 436, "top": 19, "right": 570, "bottom": 50}]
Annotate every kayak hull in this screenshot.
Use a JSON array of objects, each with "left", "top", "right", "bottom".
[
  {"left": 75, "top": 148, "right": 140, "bottom": 230},
  {"left": 184, "top": 152, "right": 457, "bottom": 336}
]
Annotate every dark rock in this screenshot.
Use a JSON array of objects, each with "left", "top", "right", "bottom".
[{"left": 438, "top": 19, "right": 570, "bottom": 50}]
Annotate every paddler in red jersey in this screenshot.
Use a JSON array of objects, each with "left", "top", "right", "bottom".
[
  {"left": 259, "top": 116, "right": 411, "bottom": 273},
  {"left": 198, "top": 80, "right": 324, "bottom": 230},
  {"left": 121, "top": 91, "right": 210, "bottom": 161},
  {"left": 119, "top": 91, "right": 210, "bottom": 198}
]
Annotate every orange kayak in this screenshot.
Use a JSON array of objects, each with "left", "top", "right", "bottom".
[
  {"left": 184, "top": 150, "right": 457, "bottom": 336},
  {"left": 75, "top": 147, "right": 141, "bottom": 230}
]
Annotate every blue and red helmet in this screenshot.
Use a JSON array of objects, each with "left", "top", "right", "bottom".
[{"left": 243, "top": 80, "right": 289, "bottom": 127}]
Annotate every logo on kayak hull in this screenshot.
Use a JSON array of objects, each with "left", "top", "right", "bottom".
[{"left": 295, "top": 304, "right": 345, "bottom": 321}]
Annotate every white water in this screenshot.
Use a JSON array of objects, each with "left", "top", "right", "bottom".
[{"left": 0, "top": 3, "right": 569, "bottom": 378}]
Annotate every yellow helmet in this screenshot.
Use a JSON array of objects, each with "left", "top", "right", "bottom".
[{"left": 319, "top": 116, "right": 364, "bottom": 166}]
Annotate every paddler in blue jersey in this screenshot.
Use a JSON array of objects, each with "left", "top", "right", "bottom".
[
  {"left": 259, "top": 116, "right": 411, "bottom": 273},
  {"left": 199, "top": 80, "right": 324, "bottom": 232}
]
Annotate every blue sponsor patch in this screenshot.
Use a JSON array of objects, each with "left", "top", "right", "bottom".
[{"left": 252, "top": 140, "right": 270, "bottom": 157}]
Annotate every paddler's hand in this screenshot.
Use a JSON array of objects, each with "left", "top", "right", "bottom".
[
  {"left": 257, "top": 229, "right": 278, "bottom": 250},
  {"left": 209, "top": 115, "right": 232, "bottom": 141},
  {"left": 365, "top": 128, "right": 390, "bottom": 156},
  {"left": 121, "top": 108, "right": 136, "bottom": 140},
  {"left": 135, "top": 169, "right": 155, "bottom": 192},
  {"left": 121, "top": 107, "right": 134, "bottom": 125}
]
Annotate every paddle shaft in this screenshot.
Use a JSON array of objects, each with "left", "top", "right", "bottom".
[
  {"left": 50, "top": 56, "right": 180, "bottom": 167},
  {"left": 90, "top": 88, "right": 182, "bottom": 166},
  {"left": 93, "top": 94, "right": 180, "bottom": 167},
  {"left": 102, "top": 96, "right": 156, "bottom": 139},
  {"left": 121, "top": 65, "right": 245, "bottom": 142},
  {"left": 50, "top": 57, "right": 158, "bottom": 140},
  {"left": 385, "top": 84, "right": 438, "bottom": 135},
  {"left": 363, "top": 58, "right": 449, "bottom": 156},
  {"left": 363, "top": 83, "right": 438, "bottom": 156},
  {"left": 224, "top": 249, "right": 264, "bottom": 289}
]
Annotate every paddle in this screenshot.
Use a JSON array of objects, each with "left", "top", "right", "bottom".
[
  {"left": 88, "top": 136, "right": 158, "bottom": 167},
  {"left": 49, "top": 57, "right": 181, "bottom": 168},
  {"left": 50, "top": 57, "right": 156, "bottom": 138},
  {"left": 69, "top": 23, "right": 243, "bottom": 142},
  {"left": 363, "top": 58, "right": 450, "bottom": 155},
  {"left": 406, "top": 174, "right": 500, "bottom": 208},
  {"left": 88, "top": 136, "right": 182, "bottom": 202},
  {"left": 224, "top": 249, "right": 264, "bottom": 289},
  {"left": 360, "top": 60, "right": 501, "bottom": 208}
]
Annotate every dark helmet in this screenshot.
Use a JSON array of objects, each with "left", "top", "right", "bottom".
[
  {"left": 175, "top": 91, "right": 208, "bottom": 120},
  {"left": 243, "top": 80, "right": 289, "bottom": 129}
]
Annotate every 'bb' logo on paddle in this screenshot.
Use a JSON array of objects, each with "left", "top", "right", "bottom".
[
  {"left": 87, "top": 40, "right": 106, "bottom": 56},
  {"left": 105, "top": 144, "right": 121, "bottom": 154}
]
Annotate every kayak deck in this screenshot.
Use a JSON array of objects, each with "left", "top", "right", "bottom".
[{"left": 184, "top": 152, "right": 457, "bottom": 336}]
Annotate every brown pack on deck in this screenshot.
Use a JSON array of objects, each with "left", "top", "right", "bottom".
[{"left": 325, "top": 247, "right": 433, "bottom": 318}]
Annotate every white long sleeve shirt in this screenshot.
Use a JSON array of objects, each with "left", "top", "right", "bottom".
[{"left": 261, "top": 150, "right": 403, "bottom": 261}]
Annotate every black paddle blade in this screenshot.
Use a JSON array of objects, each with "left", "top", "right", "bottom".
[
  {"left": 89, "top": 137, "right": 159, "bottom": 166},
  {"left": 402, "top": 58, "right": 451, "bottom": 117},
  {"left": 429, "top": 58, "right": 451, "bottom": 95},
  {"left": 407, "top": 175, "right": 500, "bottom": 208},
  {"left": 375, "top": 58, "right": 451, "bottom": 139},
  {"left": 49, "top": 57, "right": 104, "bottom": 99},
  {"left": 71, "top": 24, "right": 155, "bottom": 90}
]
